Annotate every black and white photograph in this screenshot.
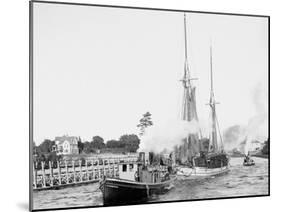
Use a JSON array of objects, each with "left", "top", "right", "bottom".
[{"left": 30, "top": 1, "right": 269, "bottom": 211}]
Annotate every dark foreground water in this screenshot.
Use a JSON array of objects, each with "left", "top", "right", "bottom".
[{"left": 33, "top": 157, "right": 268, "bottom": 210}]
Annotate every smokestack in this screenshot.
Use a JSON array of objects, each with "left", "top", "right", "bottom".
[
  {"left": 149, "top": 152, "right": 154, "bottom": 165},
  {"left": 139, "top": 152, "right": 145, "bottom": 164}
]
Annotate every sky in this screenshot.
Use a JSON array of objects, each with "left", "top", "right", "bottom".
[{"left": 33, "top": 2, "right": 268, "bottom": 145}]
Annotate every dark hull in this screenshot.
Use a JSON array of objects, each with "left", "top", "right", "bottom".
[
  {"left": 100, "top": 178, "right": 174, "bottom": 206},
  {"left": 243, "top": 162, "right": 255, "bottom": 166}
]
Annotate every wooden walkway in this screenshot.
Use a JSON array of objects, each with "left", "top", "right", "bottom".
[{"left": 33, "top": 157, "right": 137, "bottom": 191}]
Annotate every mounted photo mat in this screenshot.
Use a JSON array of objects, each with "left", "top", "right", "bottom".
[{"left": 29, "top": 1, "right": 269, "bottom": 211}]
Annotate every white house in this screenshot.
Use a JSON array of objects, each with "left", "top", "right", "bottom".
[{"left": 54, "top": 135, "right": 79, "bottom": 155}]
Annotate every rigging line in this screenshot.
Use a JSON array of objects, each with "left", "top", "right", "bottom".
[
  {"left": 215, "top": 113, "right": 224, "bottom": 150},
  {"left": 197, "top": 121, "right": 203, "bottom": 139},
  {"left": 192, "top": 98, "right": 203, "bottom": 139},
  {"left": 183, "top": 12, "right": 192, "bottom": 87},
  {"left": 182, "top": 88, "right": 187, "bottom": 120},
  {"left": 184, "top": 13, "right": 188, "bottom": 66},
  {"left": 209, "top": 41, "right": 214, "bottom": 98}
]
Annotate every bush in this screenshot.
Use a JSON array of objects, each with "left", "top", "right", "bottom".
[{"left": 261, "top": 139, "right": 269, "bottom": 155}]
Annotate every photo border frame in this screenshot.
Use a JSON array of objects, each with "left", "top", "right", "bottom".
[{"left": 29, "top": 1, "right": 270, "bottom": 211}]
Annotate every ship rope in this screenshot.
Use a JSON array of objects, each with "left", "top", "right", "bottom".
[{"left": 215, "top": 113, "right": 223, "bottom": 151}]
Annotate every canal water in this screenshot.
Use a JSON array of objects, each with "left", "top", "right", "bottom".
[{"left": 33, "top": 157, "right": 269, "bottom": 210}]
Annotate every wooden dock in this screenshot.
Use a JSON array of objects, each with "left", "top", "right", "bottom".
[{"left": 33, "top": 156, "right": 138, "bottom": 191}]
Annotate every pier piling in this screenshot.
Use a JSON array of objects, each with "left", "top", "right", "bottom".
[{"left": 33, "top": 155, "right": 138, "bottom": 191}]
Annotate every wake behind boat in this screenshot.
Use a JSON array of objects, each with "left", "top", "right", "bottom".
[
  {"left": 100, "top": 152, "right": 175, "bottom": 205},
  {"left": 175, "top": 13, "right": 229, "bottom": 178}
]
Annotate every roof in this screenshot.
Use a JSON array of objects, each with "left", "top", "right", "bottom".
[{"left": 55, "top": 135, "right": 78, "bottom": 145}]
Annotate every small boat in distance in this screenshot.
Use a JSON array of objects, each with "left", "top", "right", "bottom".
[
  {"left": 100, "top": 152, "right": 175, "bottom": 206},
  {"left": 175, "top": 13, "right": 229, "bottom": 178},
  {"left": 243, "top": 152, "right": 255, "bottom": 166}
]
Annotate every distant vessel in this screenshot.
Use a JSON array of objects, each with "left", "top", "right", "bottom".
[
  {"left": 243, "top": 152, "right": 255, "bottom": 166},
  {"left": 100, "top": 152, "right": 174, "bottom": 205},
  {"left": 175, "top": 13, "right": 229, "bottom": 178}
]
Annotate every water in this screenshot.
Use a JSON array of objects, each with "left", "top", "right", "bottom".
[{"left": 33, "top": 157, "right": 268, "bottom": 210}]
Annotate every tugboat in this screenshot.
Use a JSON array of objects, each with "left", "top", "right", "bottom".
[
  {"left": 175, "top": 13, "right": 229, "bottom": 178},
  {"left": 100, "top": 152, "right": 175, "bottom": 205},
  {"left": 243, "top": 152, "right": 255, "bottom": 166}
]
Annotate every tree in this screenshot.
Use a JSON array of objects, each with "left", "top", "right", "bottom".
[
  {"left": 91, "top": 136, "right": 105, "bottom": 149},
  {"left": 261, "top": 139, "right": 269, "bottom": 155},
  {"left": 33, "top": 141, "right": 38, "bottom": 155},
  {"left": 137, "top": 112, "right": 153, "bottom": 136},
  {"left": 38, "top": 139, "right": 55, "bottom": 154},
  {"left": 77, "top": 137, "right": 84, "bottom": 154},
  {"left": 106, "top": 139, "right": 121, "bottom": 148},
  {"left": 47, "top": 152, "right": 62, "bottom": 165},
  {"left": 119, "top": 134, "right": 140, "bottom": 152},
  {"left": 83, "top": 141, "right": 93, "bottom": 154}
]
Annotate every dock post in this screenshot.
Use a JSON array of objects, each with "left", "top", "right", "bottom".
[
  {"left": 41, "top": 161, "right": 46, "bottom": 188},
  {"left": 116, "top": 160, "right": 119, "bottom": 177},
  {"left": 107, "top": 159, "right": 110, "bottom": 177},
  {"left": 112, "top": 159, "right": 115, "bottom": 177},
  {"left": 114, "top": 159, "right": 117, "bottom": 177},
  {"left": 57, "top": 161, "right": 61, "bottom": 185},
  {"left": 103, "top": 159, "right": 106, "bottom": 177},
  {"left": 65, "top": 160, "right": 69, "bottom": 184},
  {"left": 49, "top": 161, "right": 53, "bottom": 186},
  {"left": 33, "top": 162, "right": 37, "bottom": 189},
  {"left": 98, "top": 160, "right": 101, "bottom": 179},
  {"left": 85, "top": 159, "right": 89, "bottom": 181},
  {"left": 91, "top": 159, "right": 94, "bottom": 179},
  {"left": 73, "top": 160, "right": 76, "bottom": 183},
  {"left": 79, "top": 160, "right": 82, "bottom": 182}
]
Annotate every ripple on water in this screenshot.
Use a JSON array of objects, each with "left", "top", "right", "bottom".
[{"left": 33, "top": 157, "right": 268, "bottom": 210}]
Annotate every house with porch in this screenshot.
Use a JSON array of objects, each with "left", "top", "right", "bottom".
[{"left": 53, "top": 135, "right": 79, "bottom": 155}]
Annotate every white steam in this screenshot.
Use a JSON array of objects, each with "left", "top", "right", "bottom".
[
  {"left": 223, "top": 82, "right": 268, "bottom": 153},
  {"left": 139, "top": 119, "right": 202, "bottom": 153},
  {"left": 244, "top": 82, "right": 268, "bottom": 153}
]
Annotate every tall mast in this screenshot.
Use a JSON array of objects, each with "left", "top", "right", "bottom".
[
  {"left": 178, "top": 13, "right": 201, "bottom": 163},
  {"left": 182, "top": 13, "right": 190, "bottom": 89},
  {"left": 181, "top": 13, "right": 189, "bottom": 121},
  {"left": 210, "top": 45, "right": 214, "bottom": 99},
  {"left": 184, "top": 14, "right": 187, "bottom": 59},
  {"left": 184, "top": 13, "right": 188, "bottom": 72},
  {"left": 209, "top": 44, "right": 218, "bottom": 152},
  {"left": 181, "top": 13, "right": 198, "bottom": 121}
]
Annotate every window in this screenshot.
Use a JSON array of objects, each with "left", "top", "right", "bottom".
[
  {"left": 129, "top": 164, "right": 134, "bottom": 171},
  {"left": 122, "top": 164, "right": 127, "bottom": 172}
]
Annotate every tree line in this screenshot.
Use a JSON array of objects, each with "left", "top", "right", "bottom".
[
  {"left": 79, "top": 134, "right": 140, "bottom": 153},
  {"left": 33, "top": 134, "right": 140, "bottom": 156},
  {"left": 32, "top": 134, "right": 140, "bottom": 166},
  {"left": 33, "top": 112, "right": 153, "bottom": 164},
  {"left": 261, "top": 139, "right": 269, "bottom": 155}
]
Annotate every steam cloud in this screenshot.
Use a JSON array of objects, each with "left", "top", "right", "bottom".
[
  {"left": 139, "top": 119, "right": 202, "bottom": 153},
  {"left": 140, "top": 82, "right": 267, "bottom": 155},
  {"left": 223, "top": 82, "right": 268, "bottom": 153}
]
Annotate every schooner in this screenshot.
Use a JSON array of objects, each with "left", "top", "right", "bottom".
[{"left": 176, "top": 13, "right": 229, "bottom": 177}]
